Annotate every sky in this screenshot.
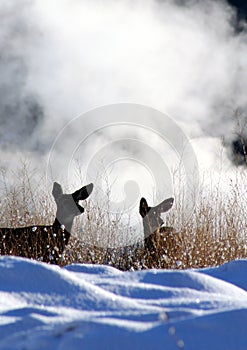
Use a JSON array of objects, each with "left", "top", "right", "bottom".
[{"left": 0, "top": 0, "right": 247, "bottom": 221}]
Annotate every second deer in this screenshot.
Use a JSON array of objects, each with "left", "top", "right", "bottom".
[{"left": 139, "top": 197, "right": 181, "bottom": 267}]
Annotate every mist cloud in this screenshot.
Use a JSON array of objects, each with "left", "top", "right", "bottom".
[{"left": 0, "top": 0, "right": 247, "bottom": 177}]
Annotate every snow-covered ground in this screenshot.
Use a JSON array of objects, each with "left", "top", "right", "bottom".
[{"left": 0, "top": 257, "right": 247, "bottom": 350}]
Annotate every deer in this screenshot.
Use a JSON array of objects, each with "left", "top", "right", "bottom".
[
  {"left": 139, "top": 197, "right": 182, "bottom": 268},
  {"left": 0, "top": 182, "right": 93, "bottom": 264}
]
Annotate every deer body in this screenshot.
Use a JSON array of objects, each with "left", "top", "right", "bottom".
[
  {"left": 0, "top": 182, "right": 93, "bottom": 264},
  {"left": 0, "top": 223, "right": 67, "bottom": 263}
]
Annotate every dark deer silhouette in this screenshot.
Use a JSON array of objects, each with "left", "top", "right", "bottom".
[
  {"left": 140, "top": 197, "right": 181, "bottom": 267},
  {"left": 0, "top": 182, "right": 93, "bottom": 264}
]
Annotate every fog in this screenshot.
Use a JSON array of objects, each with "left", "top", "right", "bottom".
[{"left": 0, "top": 0, "right": 247, "bottom": 226}]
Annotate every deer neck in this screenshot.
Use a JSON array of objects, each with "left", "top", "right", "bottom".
[{"left": 52, "top": 218, "right": 72, "bottom": 235}]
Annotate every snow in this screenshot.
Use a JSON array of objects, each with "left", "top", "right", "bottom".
[{"left": 0, "top": 257, "right": 247, "bottom": 349}]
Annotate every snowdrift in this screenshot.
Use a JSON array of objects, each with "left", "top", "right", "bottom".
[{"left": 0, "top": 256, "right": 247, "bottom": 350}]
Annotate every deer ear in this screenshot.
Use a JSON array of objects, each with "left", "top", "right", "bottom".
[
  {"left": 139, "top": 197, "right": 150, "bottom": 218},
  {"left": 154, "top": 197, "right": 174, "bottom": 213},
  {"left": 52, "top": 182, "right": 63, "bottom": 200},
  {"left": 72, "top": 183, "right": 94, "bottom": 201}
]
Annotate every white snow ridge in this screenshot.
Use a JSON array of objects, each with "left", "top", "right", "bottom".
[{"left": 0, "top": 256, "right": 247, "bottom": 350}]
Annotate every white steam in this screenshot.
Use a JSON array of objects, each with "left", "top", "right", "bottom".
[{"left": 0, "top": 0, "right": 247, "bottom": 194}]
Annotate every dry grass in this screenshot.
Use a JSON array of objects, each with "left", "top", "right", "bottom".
[
  {"left": 0, "top": 164, "right": 55, "bottom": 228},
  {"left": 1, "top": 164, "right": 247, "bottom": 270}
]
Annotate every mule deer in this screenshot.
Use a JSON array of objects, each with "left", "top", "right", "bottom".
[
  {"left": 140, "top": 197, "right": 181, "bottom": 267},
  {"left": 0, "top": 182, "right": 93, "bottom": 264}
]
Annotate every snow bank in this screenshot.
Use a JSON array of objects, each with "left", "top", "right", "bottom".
[{"left": 0, "top": 256, "right": 247, "bottom": 349}]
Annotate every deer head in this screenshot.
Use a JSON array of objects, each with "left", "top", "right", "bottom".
[
  {"left": 52, "top": 182, "right": 94, "bottom": 233},
  {"left": 139, "top": 197, "right": 174, "bottom": 239}
]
